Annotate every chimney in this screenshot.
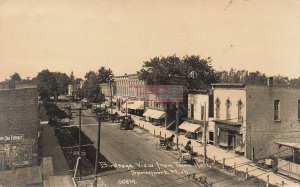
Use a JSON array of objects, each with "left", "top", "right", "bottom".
[{"left": 267, "top": 77, "right": 273, "bottom": 87}]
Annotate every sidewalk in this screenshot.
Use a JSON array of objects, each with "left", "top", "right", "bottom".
[{"left": 118, "top": 111, "right": 300, "bottom": 187}]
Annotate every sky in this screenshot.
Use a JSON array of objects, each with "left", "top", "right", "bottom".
[{"left": 0, "top": 0, "right": 299, "bottom": 80}]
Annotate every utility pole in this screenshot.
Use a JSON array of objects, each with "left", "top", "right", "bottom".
[
  {"left": 94, "top": 114, "right": 101, "bottom": 187},
  {"left": 126, "top": 100, "right": 128, "bottom": 116},
  {"left": 164, "top": 102, "right": 168, "bottom": 129},
  {"left": 78, "top": 109, "right": 82, "bottom": 180},
  {"left": 109, "top": 79, "right": 113, "bottom": 114},
  {"left": 203, "top": 102, "right": 207, "bottom": 164},
  {"left": 175, "top": 101, "right": 179, "bottom": 148}
]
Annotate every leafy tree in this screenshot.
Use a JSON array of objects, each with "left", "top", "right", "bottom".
[
  {"left": 52, "top": 72, "right": 71, "bottom": 95},
  {"left": 273, "top": 75, "right": 290, "bottom": 87},
  {"left": 139, "top": 55, "right": 219, "bottom": 91},
  {"left": 290, "top": 77, "right": 300, "bottom": 88},
  {"left": 36, "top": 69, "right": 58, "bottom": 101},
  {"left": 81, "top": 67, "right": 113, "bottom": 103},
  {"left": 10, "top": 73, "right": 22, "bottom": 82},
  {"left": 218, "top": 68, "right": 267, "bottom": 85}
]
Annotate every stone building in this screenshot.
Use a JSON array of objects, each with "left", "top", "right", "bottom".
[{"left": 0, "top": 86, "right": 39, "bottom": 170}]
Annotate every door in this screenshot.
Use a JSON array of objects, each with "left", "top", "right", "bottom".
[{"left": 209, "top": 132, "right": 214, "bottom": 144}]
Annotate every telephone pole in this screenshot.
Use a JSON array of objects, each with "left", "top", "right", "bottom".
[
  {"left": 94, "top": 114, "right": 101, "bottom": 187},
  {"left": 175, "top": 101, "right": 179, "bottom": 148},
  {"left": 78, "top": 109, "right": 82, "bottom": 180},
  {"left": 203, "top": 102, "right": 207, "bottom": 164}
]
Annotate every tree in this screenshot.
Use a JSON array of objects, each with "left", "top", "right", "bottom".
[
  {"left": 218, "top": 68, "right": 267, "bottom": 85},
  {"left": 138, "top": 55, "right": 219, "bottom": 91},
  {"left": 52, "top": 72, "right": 71, "bottom": 95},
  {"left": 81, "top": 67, "right": 114, "bottom": 103},
  {"left": 273, "top": 75, "right": 290, "bottom": 87},
  {"left": 36, "top": 69, "right": 58, "bottom": 101},
  {"left": 10, "top": 73, "right": 22, "bottom": 82},
  {"left": 290, "top": 77, "right": 300, "bottom": 88}
]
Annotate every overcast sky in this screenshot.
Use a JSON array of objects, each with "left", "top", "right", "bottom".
[{"left": 0, "top": 0, "right": 299, "bottom": 80}]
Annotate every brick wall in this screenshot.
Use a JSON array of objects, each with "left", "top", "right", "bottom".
[
  {"left": 0, "top": 87, "right": 39, "bottom": 170},
  {"left": 246, "top": 86, "right": 300, "bottom": 160}
]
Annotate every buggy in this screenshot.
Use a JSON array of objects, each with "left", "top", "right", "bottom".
[{"left": 119, "top": 115, "right": 135, "bottom": 130}]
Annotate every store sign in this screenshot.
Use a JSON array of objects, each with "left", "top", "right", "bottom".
[{"left": 0, "top": 134, "right": 24, "bottom": 143}]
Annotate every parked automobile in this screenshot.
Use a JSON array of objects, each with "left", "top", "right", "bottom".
[{"left": 152, "top": 119, "right": 161, "bottom": 126}]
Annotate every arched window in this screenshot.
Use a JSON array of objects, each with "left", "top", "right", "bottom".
[
  {"left": 215, "top": 98, "right": 221, "bottom": 119},
  {"left": 237, "top": 100, "right": 243, "bottom": 123},
  {"left": 225, "top": 98, "right": 231, "bottom": 120}
]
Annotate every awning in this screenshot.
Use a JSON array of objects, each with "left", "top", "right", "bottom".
[
  {"left": 121, "top": 101, "right": 144, "bottom": 110},
  {"left": 179, "top": 121, "right": 202, "bottom": 133},
  {"left": 275, "top": 142, "right": 300, "bottom": 150},
  {"left": 143, "top": 109, "right": 165, "bottom": 119}
]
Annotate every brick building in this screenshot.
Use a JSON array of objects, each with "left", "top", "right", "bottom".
[
  {"left": 245, "top": 85, "right": 300, "bottom": 160},
  {"left": 0, "top": 86, "right": 39, "bottom": 170},
  {"left": 115, "top": 74, "right": 146, "bottom": 115},
  {"left": 211, "top": 83, "right": 300, "bottom": 162}
]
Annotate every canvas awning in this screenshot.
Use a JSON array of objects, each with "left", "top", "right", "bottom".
[
  {"left": 179, "top": 121, "right": 202, "bottom": 133},
  {"left": 121, "top": 101, "right": 144, "bottom": 110},
  {"left": 143, "top": 109, "right": 165, "bottom": 119},
  {"left": 275, "top": 142, "right": 300, "bottom": 150}
]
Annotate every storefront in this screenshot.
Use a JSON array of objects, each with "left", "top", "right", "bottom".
[
  {"left": 214, "top": 120, "right": 244, "bottom": 153},
  {"left": 179, "top": 121, "right": 203, "bottom": 140},
  {"left": 143, "top": 108, "right": 165, "bottom": 125},
  {"left": 122, "top": 100, "right": 144, "bottom": 116}
]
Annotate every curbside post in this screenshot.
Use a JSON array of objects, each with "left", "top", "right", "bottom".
[
  {"left": 281, "top": 181, "right": 285, "bottom": 187},
  {"left": 246, "top": 167, "right": 248, "bottom": 179},
  {"left": 266, "top": 175, "right": 269, "bottom": 187},
  {"left": 213, "top": 156, "right": 216, "bottom": 165},
  {"left": 233, "top": 162, "right": 236, "bottom": 175},
  {"left": 223, "top": 158, "right": 225, "bottom": 169},
  {"left": 160, "top": 131, "right": 161, "bottom": 138},
  {"left": 154, "top": 129, "right": 155, "bottom": 135}
]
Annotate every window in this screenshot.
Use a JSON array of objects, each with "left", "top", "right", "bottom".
[
  {"left": 190, "top": 104, "right": 194, "bottom": 119},
  {"left": 237, "top": 100, "right": 243, "bottom": 123},
  {"left": 201, "top": 105, "right": 205, "bottom": 120},
  {"left": 298, "top": 100, "right": 300, "bottom": 120},
  {"left": 274, "top": 100, "right": 280, "bottom": 121},
  {"left": 226, "top": 99, "right": 231, "bottom": 120},
  {"left": 215, "top": 98, "right": 220, "bottom": 119}
]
